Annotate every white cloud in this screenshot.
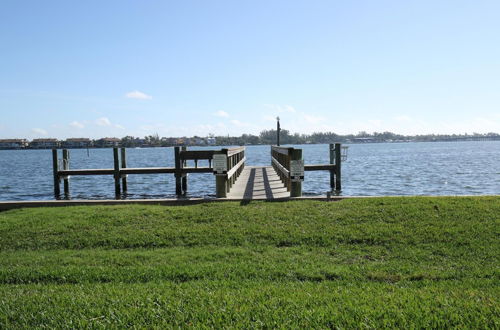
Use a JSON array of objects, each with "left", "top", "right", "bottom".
[
  {"left": 69, "top": 121, "right": 85, "bottom": 129},
  {"left": 125, "top": 90, "right": 152, "bottom": 100},
  {"left": 213, "top": 110, "right": 230, "bottom": 118},
  {"left": 96, "top": 117, "right": 112, "bottom": 126},
  {"left": 262, "top": 115, "right": 277, "bottom": 122},
  {"left": 394, "top": 115, "right": 412, "bottom": 122},
  {"left": 95, "top": 117, "right": 125, "bottom": 130},
  {"left": 302, "top": 113, "right": 324, "bottom": 124},
  {"left": 264, "top": 104, "right": 297, "bottom": 113},
  {"left": 230, "top": 119, "right": 250, "bottom": 127},
  {"left": 31, "top": 128, "right": 47, "bottom": 135}
]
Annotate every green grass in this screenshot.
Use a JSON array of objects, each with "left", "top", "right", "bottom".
[{"left": 0, "top": 197, "right": 498, "bottom": 328}]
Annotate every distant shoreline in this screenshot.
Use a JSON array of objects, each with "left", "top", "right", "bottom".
[{"left": 0, "top": 137, "right": 499, "bottom": 150}]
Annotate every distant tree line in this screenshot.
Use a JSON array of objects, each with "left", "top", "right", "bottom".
[
  {"left": 3, "top": 131, "right": 498, "bottom": 150},
  {"left": 118, "top": 130, "right": 500, "bottom": 147}
]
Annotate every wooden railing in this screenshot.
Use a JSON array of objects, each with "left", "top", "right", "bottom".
[
  {"left": 214, "top": 147, "right": 246, "bottom": 198},
  {"left": 52, "top": 146, "right": 246, "bottom": 199},
  {"left": 271, "top": 146, "right": 302, "bottom": 197},
  {"left": 271, "top": 143, "right": 343, "bottom": 197}
]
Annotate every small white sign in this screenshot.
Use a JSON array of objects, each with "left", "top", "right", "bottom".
[
  {"left": 213, "top": 154, "right": 228, "bottom": 174},
  {"left": 290, "top": 160, "right": 304, "bottom": 177}
]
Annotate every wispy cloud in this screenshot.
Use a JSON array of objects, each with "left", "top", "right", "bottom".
[
  {"left": 302, "top": 113, "right": 324, "bottom": 124},
  {"left": 262, "top": 115, "right": 278, "bottom": 122},
  {"left": 96, "top": 117, "right": 112, "bottom": 126},
  {"left": 213, "top": 110, "right": 229, "bottom": 118},
  {"left": 95, "top": 117, "right": 124, "bottom": 129},
  {"left": 125, "top": 90, "right": 152, "bottom": 100},
  {"left": 264, "top": 104, "right": 297, "bottom": 113},
  {"left": 230, "top": 119, "right": 250, "bottom": 127},
  {"left": 31, "top": 128, "right": 47, "bottom": 136},
  {"left": 394, "top": 115, "right": 412, "bottom": 122},
  {"left": 69, "top": 121, "right": 85, "bottom": 129}
]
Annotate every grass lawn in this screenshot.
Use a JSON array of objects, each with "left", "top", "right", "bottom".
[{"left": 0, "top": 197, "right": 498, "bottom": 328}]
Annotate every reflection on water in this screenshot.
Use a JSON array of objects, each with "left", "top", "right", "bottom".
[{"left": 0, "top": 141, "right": 498, "bottom": 200}]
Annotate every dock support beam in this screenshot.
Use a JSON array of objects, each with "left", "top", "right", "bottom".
[
  {"left": 329, "top": 144, "right": 335, "bottom": 191},
  {"left": 215, "top": 149, "right": 228, "bottom": 198},
  {"left": 62, "top": 149, "right": 70, "bottom": 199},
  {"left": 174, "top": 146, "right": 185, "bottom": 195},
  {"left": 216, "top": 175, "right": 227, "bottom": 198},
  {"left": 52, "top": 149, "right": 60, "bottom": 199},
  {"left": 181, "top": 146, "right": 188, "bottom": 193},
  {"left": 120, "top": 147, "right": 128, "bottom": 193},
  {"left": 290, "top": 148, "right": 302, "bottom": 197},
  {"left": 113, "top": 147, "right": 121, "bottom": 198},
  {"left": 334, "top": 143, "right": 341, "bottom": 192}
]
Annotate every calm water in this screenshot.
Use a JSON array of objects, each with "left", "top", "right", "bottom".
[{"left": 0, "top": 141, "right": 498, "bottom": 200}]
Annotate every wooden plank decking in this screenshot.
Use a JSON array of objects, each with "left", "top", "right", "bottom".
[{"left": 226, "top": 166, "right": 290, "bottom": 199}]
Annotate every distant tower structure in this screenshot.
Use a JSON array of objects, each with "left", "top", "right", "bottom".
[{"left": 276, "top": 116, "right": 281, "bottom": 146}]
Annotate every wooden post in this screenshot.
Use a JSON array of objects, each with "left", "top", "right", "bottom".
[
  {"left": 226, "top": 150, "right": 231, "bottom": 191},
  {"left": 120, "top": 148, "right": 127, "bottom": 193},
  {"left": 329, "top": 143, "right": 335, "bottom": 191},
  {"left": 215, "top": 149, "right": 228, "bottom": 198},
  {"left": 181, "top": 147, "right": 187, "bottom": 193},
  {"left": 62, "top": 149, "right": 70, "bottom": 198},
  {"left": 52, "top": 149, "right": 60, "bottom": 199},
  {"left": 113, "top": 147, "right": 121, "bottom": 198},
  {"left": 290, "top": 148, "right": 302, "bottom": 197},
  {"left": 334, "top": 143, "right": 342, "bottom": 192},
  {"left": 216, "top": 175, "right": 227, "bottom": 198},
  {"left": 174, "top": 147, "right": 183, "bottom": 195}
]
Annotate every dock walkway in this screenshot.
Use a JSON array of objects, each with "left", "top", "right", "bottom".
[{"left": 225, "top": 166, "right": 290, "bottom": 199}]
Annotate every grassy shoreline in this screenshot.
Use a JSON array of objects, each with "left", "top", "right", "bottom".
[{"left": 0, "top": 197, "right": 498, "bottom": 327}]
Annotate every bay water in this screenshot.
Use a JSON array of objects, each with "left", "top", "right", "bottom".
[{"left": 0, "top": 141, "right": 498, "bottom": 200}]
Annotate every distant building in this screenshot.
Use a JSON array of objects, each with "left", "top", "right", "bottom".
[
  {"left": 134, "top": 138, "right": 147, "bottom": 147},
  {"left": 161, "top": 137, "right": 177, "bottom": 146},
  {"left": 95, "top": 137, "right": 121, "bottom": 148},
  {"left": 353, "top": 137, "right": 375, "bottom": 143},
  {"left": 193, "top": 137, "right": 206, "bottom": 145},
  {"left": 30, "top": 138, "right": 59, "bottom": 149},
  {"left": 63, "top": 138, "right": 92, "bottom": 148},
  {"left": 0, "top": 139, "right": 29, "bottom": 149}
]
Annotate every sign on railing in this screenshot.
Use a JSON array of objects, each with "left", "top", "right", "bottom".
[
  {"left": 290, "top": 159, "right": 304, "bottom": 182},
  {"left": 213, "top": 154, "right": 227, "bottom": 175}
]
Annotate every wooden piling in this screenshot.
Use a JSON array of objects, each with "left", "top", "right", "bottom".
[
  {"left": 216, "top": 175, "right": 227, "bottom": 198},
  {"left": 52, "top": 149, "right": 60, "bottom": 199},
  {"left": 174, "top": 147, "right": 182, "bottom": 195},
  {"left": 329, "top": 143, "right": 335, "bottom": 191},
  {"left": 334, "top": 143, "right": 341, "bottom": 192},
  {"left": 290, "top": 148, "right": 302, "bottom": 197},
  {"left": 62, "top": 149, "right": 70, "bottom": 198},
  {"left": 120, "top": 148, "right": 127, "bottom": 192},
  {"left": 215, "top": 149, "right": 228, "bottom": 198},
  {"left": 113, "top": 147, "right": 121, "bottom": 198},
  {"left": 181, "top": 147, "right": 188, "bottom": 193}
]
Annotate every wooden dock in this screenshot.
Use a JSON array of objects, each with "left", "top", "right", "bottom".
[
  {"left": 226, "top": 166, "right": 290, "bottom": 199},
  {"left": 50, "top": 144, "right": 345, "bottom": 200}
]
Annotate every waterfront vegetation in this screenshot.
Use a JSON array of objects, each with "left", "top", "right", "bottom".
[
  {"left": 0, "top": 197, "right": 498, "bottom": 327},
  {"left": 1, "top": 131, "right": 499, "bottom": 150}
]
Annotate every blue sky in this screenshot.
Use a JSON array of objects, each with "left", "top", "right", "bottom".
[{"left": 1, "top": 0, "right": 499, "bottom": 139}]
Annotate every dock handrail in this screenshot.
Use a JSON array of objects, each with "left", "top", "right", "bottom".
[
  {"left": 214, "top": 147, "right": 245, "bottom": 198},
  {"left": 271, "top": 143, "right": 343, "bottom": 196},
  {"left": 52, "top": 146, "right": 246, "bottom": 199},
  {"left": 271, "top": 145, "right": 302, "bottom": 197}
]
